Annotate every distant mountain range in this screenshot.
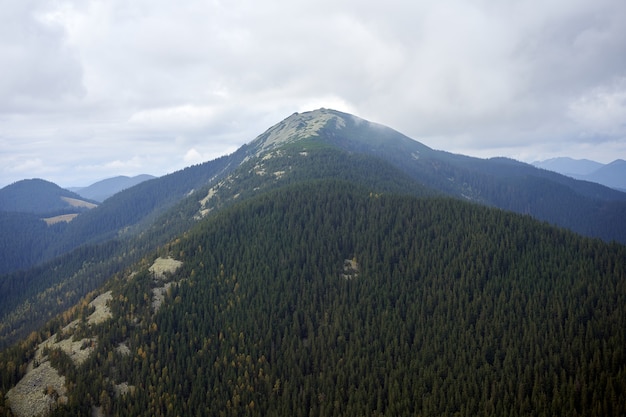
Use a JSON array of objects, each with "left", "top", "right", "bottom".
[
  {"left": 69, "top": 174, "right": 156, "bottom": 202},
  {"left": 533, "top": 157, "right": 626, "bottom": 191}
]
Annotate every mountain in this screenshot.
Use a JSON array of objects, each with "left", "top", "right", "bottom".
[
  {"left": 532, "top": 157, "right": 603, "bottom": 176},
  {"left": 0, "top": 178, "right": 96, "bottom": 215},
  {"left": 1, "top": 109, "right": 626, "bottom": 415},
  {"left": 2, "top": 181, "right": 625, "bottom": 416},
  {"left": 0, "top": 109, "right": 626, "bottom": 341},
  {"left": 4, "top": 109, "right": 626, "bottom": 278},
  {"left": 1, "top": 108, "right": 626, "bottom": 328},
  {"left": 246, "top": 109, "right": 626, "bottom": 244},
  {"left": 70, "top": 174, "right": 156, "bottom": 202},
  {"left": 585, "top": 159, "right": 626, "bottom": 191},
  {"left": 533, "top": 157, "right": 626, "bottom": 191}
]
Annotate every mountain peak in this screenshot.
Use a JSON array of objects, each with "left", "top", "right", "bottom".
[
  {"left": 247, "top": 108, "right": 346, "bottom": 156},
  {"left": 245, "top": 108, "right": 433, "bottom": 164}
]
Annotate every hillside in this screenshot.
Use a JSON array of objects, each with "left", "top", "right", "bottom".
[
  {"left": 280, "top": 109, "right": 626, "bottom": 243},
  {"left": 0, "top": 155, "right": 234, "bottom": 276},
  {"left": 0, "top": 179, "right": 98, "bottom": 275},
  {"left": 0, "top": 147, "right": 432, "bottom": 349},
  {"left": 1, "top": 181, "right": 624, "bottom": 416}
]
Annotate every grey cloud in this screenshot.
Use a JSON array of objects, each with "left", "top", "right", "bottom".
[
  {"left": 0, "top": 0, "right": 84, "bottom": 112},
  {"left": 1, "top": 0, "right": 625, "bottom": 187}
]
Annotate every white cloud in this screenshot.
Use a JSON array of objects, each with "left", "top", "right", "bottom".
[
  {"left": 183, "top": 148, "right": 203, "bottom": 165},
  {"left": 128, "top": 105, "right": 218, "bottom": 131},
  {"left": 0, "top": 0, "right": 85, "bottom": 111},
  {"left": 2, "top": 157, "right": 47, "bottom": 177},
  {"left": 568, "top": 78, "right": 626, "bottom": 135}
]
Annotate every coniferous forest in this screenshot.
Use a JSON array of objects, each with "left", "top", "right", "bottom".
[{"left": 2, "top": 180, "right": 624, "bottom": 416}]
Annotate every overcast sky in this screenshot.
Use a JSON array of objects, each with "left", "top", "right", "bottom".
[{"left": 2, "top": 0, "right": 626, "bottom": 187}]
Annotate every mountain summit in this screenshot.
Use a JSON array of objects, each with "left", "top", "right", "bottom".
[
  {"left": 246, "top": 108, "right": 433, "bottom": 160},
  {"left": 247, "top": 109, "right": 345, "bottom": 155}
]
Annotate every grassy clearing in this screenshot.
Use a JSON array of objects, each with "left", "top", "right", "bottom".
[
  {"left": 42, "top": 214, "right": 79, "bottom": 225},
  {"left": 60, "top": 197, "right": 97, "bottom": 209}
]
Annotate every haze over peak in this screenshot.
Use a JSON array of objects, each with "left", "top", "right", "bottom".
[
  {"left": 245, "top": 108, "right": 433, "bottom": 162},
  {"left": 245, "top": 108, "right": 383, "bottom": 158},
  {"left": 253, "top": 109, "right": 346, "bottom": 150}
]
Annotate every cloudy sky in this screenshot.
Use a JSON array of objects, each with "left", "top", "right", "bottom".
[{"left": 2, "top": 0, "right": 626, "bottom": 187}]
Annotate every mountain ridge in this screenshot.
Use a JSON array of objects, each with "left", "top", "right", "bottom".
[
  {"left": 243, "top": 109, "right": 626, "bottom": 242},
  {"left": 586, "top": 159, "right": 626, "bottom": 191},
  {"left": 69, "top": 174, "right": 156, "bottom": 202},
  {"left": 532, "top": 157, "right": 603, "bottom": 176},
  {"left": 2, "top": 109, "right": 626, "bottom": 277},
  {"left": 533, "top": 157, "right": 626, "bottom": 191}
]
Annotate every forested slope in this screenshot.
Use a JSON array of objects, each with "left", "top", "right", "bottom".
[
  {"left": 0, "top": 147, "right": 432, "bottom": 350},
  {"left": 0, "top": 179, "right": 98, "bottom": 274},
  {"left": 0, "top": 154, "right": 235, "bottom": 276},
  {"left": 3, "top": 181, "right": 623, "bottom": 416},
  {"left": 0, "top": 212, "right": 65, "bottom": 275},
  {"left": 306, "top": 109, "right": 626, "bottom": 243}
]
